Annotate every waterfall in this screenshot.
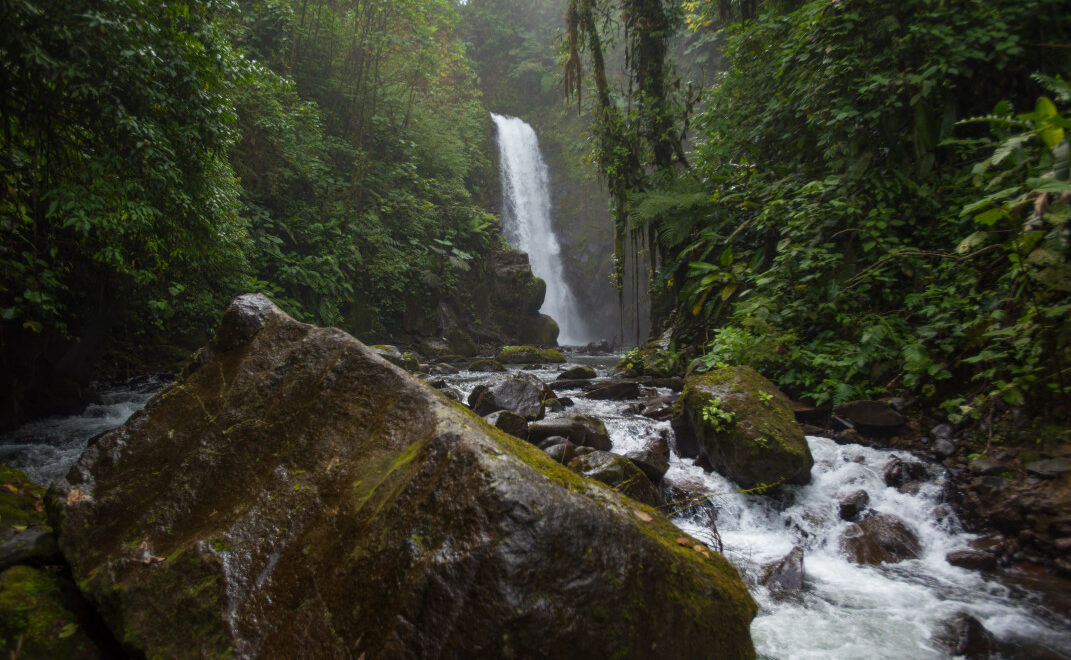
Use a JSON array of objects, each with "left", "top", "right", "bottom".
[{"left": 492, "top": 113, "right": 589, "bottom": 346}]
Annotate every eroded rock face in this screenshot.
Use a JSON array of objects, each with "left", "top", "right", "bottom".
[
  {"left": 674, "top": 367, "right": 814, "bottom": 489},
  {"left": 53, "top": 294, "right": 757, "bottom": 659}
]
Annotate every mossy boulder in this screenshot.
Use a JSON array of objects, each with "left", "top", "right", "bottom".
[
  {"left": 567, "top": 452, "right": 663, "bottom": 508},
  {"left": 496, "top": 345, "right": 566, "bottom": 364},
  {"left": 466, "top": 358, "right": 506, "bottom": 372},
  {"left": 53, "top": 294, "right": 757, "bottom": 658},
  {"left": 370, "top": 345, "right": 421, "bottom": 372},
  {"left": 675, "top": 366, "right": 813, "bottom": 489},
  {"left": 0, "top": 566, "right": 101, "bottom": 658},
  {"left": 558, "top": 365, "right": 597, "bottom": 380}
]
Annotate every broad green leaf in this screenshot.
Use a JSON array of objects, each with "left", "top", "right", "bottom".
[{"left": 956, "top": 231, "right": 990, "bottom": 255}]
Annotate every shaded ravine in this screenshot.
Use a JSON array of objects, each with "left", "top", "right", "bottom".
[
  {"left": 491, "top": 113, "right": 591, "bottom": 345},
  {"left": 3, "top": 359, "right": 1070, "bottom": 658}
]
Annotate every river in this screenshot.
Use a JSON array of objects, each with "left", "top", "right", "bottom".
[{"left": 2, "top": 360, "right": 1069, "bottom": 659}]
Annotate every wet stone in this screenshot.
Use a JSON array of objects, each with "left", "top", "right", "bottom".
[
  {"left": 760, "top": 546, "right": 805, "bottom": 597},
  {"left": 946, "top": 549, "right": 998, "bottom": 571},
  {"left": 838, "top": 490, "right": 869, "bottom": 522},
  {"left": 934, "top": 613, "right": 995, "bottom": 659}
]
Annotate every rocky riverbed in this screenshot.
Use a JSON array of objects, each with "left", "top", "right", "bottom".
[{"left": 2, "top": 295, "right": 1070, "bottom": 658}]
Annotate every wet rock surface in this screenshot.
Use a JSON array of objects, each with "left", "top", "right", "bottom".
[
  {"left": 759, "top": 546, "right": 805, "bottom": 597},
  {"left": 837, "top": 489, "right": 870, "bottom": 522},
  {"left": 840, "top": 513, "right": 922, "bottom": 565},
  {"left": 566, "top": 451, "right": 663, "bottom": 508},
  {"left": 52, "top": 295, "right": 758, "bottom": 658},
  {"left": 528, "top": 414, "right": 612, "bottom": 451},
  {"left": 934, "top": 612, "right": 995, "bottom": 659},
  {"left": 674, "top": 366, "right": 814, "bottom": 489}
]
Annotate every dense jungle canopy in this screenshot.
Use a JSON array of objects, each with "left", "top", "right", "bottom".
[{"left": 2, "top": 0, "right": 1069, "bottom": 434}]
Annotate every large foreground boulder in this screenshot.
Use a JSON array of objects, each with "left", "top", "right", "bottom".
[
  {"left": 52, "top": 295, "right": 756, "bottom": 659},
  {"left": 674, "top": 367, "right": 814, "bottom": 489}
]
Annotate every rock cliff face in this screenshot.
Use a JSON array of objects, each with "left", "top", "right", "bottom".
[
  {"left": 53, "top": 294, "right": 756, "bottom": 658},
  {"left": 438, "top": 249, "right": 560, "bottom": 349}
]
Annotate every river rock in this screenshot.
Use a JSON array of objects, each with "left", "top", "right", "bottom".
[
  {"left": 883, "top": 456, "right": 927, "bottom": 489},
  {"left": 466, "top": 358, "right": 506, "bottom": 372},
  {"left": 840, "top": 513, "right": 922, "bottom": 565},
  {"left": 52, "top": 294, "right": 757, "bottom": 658},
  {"left": 934, "top": 612, "right": 995, "bottom": 659},
  {"left": 567, "top": 451, "right": 663, "bottom": 508},
  {"left": 674, "top": 367, "right": 814, "bottom": 490},
  {"left": 557, "top": 365, "right": 596, "bottom": 380},
  {"left": 1025, "top": 458, "right": 1071, "bottom": 479},
  {"left": 483, "top": 410, "right": 529, "bottom": 441},
  {"left": 833, "top": 400, "right": 906, "bottom": 429},
  {"left": 544, "top": 440, "right": 579, "bottom": 465},
  {"left": 637, "top": 395, "right": 677, "bottom": 421},
  {"left": 838, "top": 490, "right": 870, "bottom": 522},
  {"left": 528, "top": 414, "right": 612, "bottom": 451},
  {"left": 584, "top": 381, "right": 641, "bottom": 401},
  {"left": 933, "top": 438, "right": 956, "bottom": 459},
  {"left": 428, "top": 362, "right": 459, "bottom": 376},
  {"left": 584, "top": 339, "right": 612, "bottom": 355},
  {"left": 496, "top": 345, "right": 566, "bottom": 364},
  {"left": 624, "top": 448, "right": 670, "bottom": 484},
  {"left": 471, "top": 377, "right": 545, "bottom": 420},
  {"left": 760, "top": 546, "right": 805, "bottom": 597},
  {"left": 946, "top": 549, "right": 998, "bottom": 571}
]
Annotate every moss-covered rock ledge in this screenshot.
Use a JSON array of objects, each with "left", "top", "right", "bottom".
[
  {"left": 51, "top": 294, "right": 756, "bottom": 658},
  {"left": 674, "top": 366, "right": 814, "bottom": 490}
]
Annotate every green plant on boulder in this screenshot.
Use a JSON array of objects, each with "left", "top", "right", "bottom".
[
  {"left": 677, "top": 366, "right": 814, "bottom": 489},
  {"left": 700, "top": 399, "right": 737, "bottom": 433}
]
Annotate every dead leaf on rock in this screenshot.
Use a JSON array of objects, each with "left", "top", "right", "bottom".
[
  {"left": 66, "top": 489, "right": 88, "bottom": 505},
  {"left": 632, "top": 509, "right": 652, "bottom": 522},
  {"left": 676, "top": 537, "right": 691, "bottom": 547}
]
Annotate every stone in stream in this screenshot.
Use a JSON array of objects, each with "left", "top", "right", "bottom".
[
  {"left": 837, "top": 490, "right": 870, "bottom": 522},
  {"left": 495, "top": 345, "right": 566, "bottom": 365},
  {"left": 624, "top": 448, "right": 670, "bottom": 484},
  {"left": 528, "top": 414, "right": 612, "bottom": 451},
  {"left": 759, "top": 546, "right": 805, "bottom": 597},
  {"left": 840, "top": 513, "right": 922, "bottom": 565},
  {"left": 482, "top": 410, "right": 529, "bottom": 441},
  {"left": 51, "top": 295, "right": 757, "bottom": 658},
  {"left": 637, "top": 394, "right": 678, "bottom": 421},
  {"left": 471, "top": 377, "right": 545, "bottom": 420},
  {"left": 544, "top": 440, "right": 579, "bottom": 465},
  {"left": 466, "top": 358, "right": 506, "bottom": 373},
  {"left": 933, "top": 612, "right": 995, "bottom": 659},
  {"left": 557, "top": 365, "right": 596, "bottom": 380},
  {"left": 673, "top": 366, "right": 814, "bottom": 490},
  {"left": 882, "top": 456, "right": 928, "bottom": 490},
  {"left": 566, "top": 451, "right": 663, "bottom": 508},
  {"left": 946, "top": 549, "right": 998, "bottom": 571},
  {"left": 583, "top": 381, "right": 641, "bottom": 401}
]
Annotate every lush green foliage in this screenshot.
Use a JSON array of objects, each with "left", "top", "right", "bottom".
[
  {"left": 662, "top": 0, "right": 1071, "bottom": 414},
  {"left": 1, "top": 0, "right": 504, "bottom": 375},
  {"left": 1, "top": 0, "right": 247, "bottom": 342}
]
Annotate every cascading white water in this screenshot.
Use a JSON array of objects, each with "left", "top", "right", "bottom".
[{"left": 491, "top": 113, "right": 590, "bottom": 346}]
